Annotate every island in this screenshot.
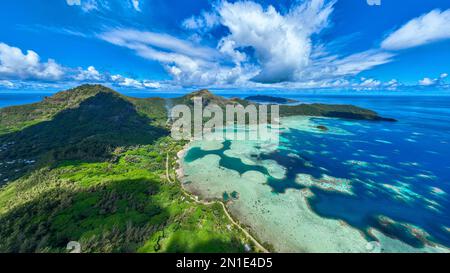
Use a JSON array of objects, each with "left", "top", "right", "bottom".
[
  {"left": 0, "top": 84, "right": 396, "bottom": 253},
  {"left": 245, "top": 95, "right": 298, "bottom": 104}
]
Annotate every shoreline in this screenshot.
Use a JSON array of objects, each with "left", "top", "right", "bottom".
[{"left": 174, "top": 141, "right": 270, "bottom": 253}]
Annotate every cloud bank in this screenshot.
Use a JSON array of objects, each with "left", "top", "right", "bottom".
[
  {"left": 97, "top": 0, "right": 397, "bottom": 89},
  {"left": 0, "top": 41, "right": 167, "bottom": 90}
]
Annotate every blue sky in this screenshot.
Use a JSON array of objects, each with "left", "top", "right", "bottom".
[{"left": 0, "top": 0, "right": 450, "bottom": 92}]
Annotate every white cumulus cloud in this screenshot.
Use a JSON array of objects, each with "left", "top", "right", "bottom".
[
  {"left": 0, "top": 42, "right": 168, "bottom": 89},
  {"left": 419, "top": 77, "right": 436, "bottom": 86},
  {"left": 0, "top": 42, "right": 64, "bottom": 81},
  {"left": 182, "top": 10, "right": 220, "bottom": 32},
  {"left": 98, "top": 28, "right": 254, "bottom": 86},
  {"left": 178, "top": 0, "right": 391, "bottom": 87},
  {"left": 217, "top": 0, "right": 335, "bottom": 83},
  {"left": 418, "top": 73, "right": 448, "bottom": 87},
  {"left": 66, "top": 0, "right": 146, "bottom": 13},
  {"left": 143, "top": 80, "right": 161, "bottom": 89},
  {"left": 359, "top": 78, "right": 381, "bottom": 88},
  {"left": 0, "top": 80, "right": 15, "bottom": 88},
  {"left": 65, "top": 0, "right": 101, "bottom": 12},
  {"left": 382, "top": 9, "right": 450, "bottom": 50},
  {"left": 66, "top": 0, "right": 81, "bottom": 6},
  {"left": 110, "top": 74, "right": 163, "bottom": 89},
  {"left": 74, "top": 66, "right": 102, "bottom": 81}
]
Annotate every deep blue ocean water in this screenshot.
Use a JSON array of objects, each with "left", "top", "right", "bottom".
[
  {"left": 2, "top": 91, "right": 450, "bottom": 248},
  {"left": 0, "top": 93, "right": 50, "bottom": 108},
  {"left": 277, "top": 95, "right": 450, "bottom": 248}
]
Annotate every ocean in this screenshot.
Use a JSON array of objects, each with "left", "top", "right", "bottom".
[
  {"left": 281, "top": 94, "right": 450, "bottom": 248},
  {"left": 0, "top": 92, "right": 51, "bottom": 108}
]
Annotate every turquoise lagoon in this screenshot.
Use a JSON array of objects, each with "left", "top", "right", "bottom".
[{"left": 181, "top": 105, "right": 450, "bottom": 252}]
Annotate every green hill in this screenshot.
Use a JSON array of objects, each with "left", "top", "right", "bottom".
[
  {"left": 0, "top": 84, "right": 168, "bottom": 135},
  {"left": 168, "top": 89, "right": 395, "bottom": 123},
  {"left": 171, "top": 89, "right": 250, "bottom": 108},
  {"left": 0, "top": 87, "right": 167, "bottom": 183},
  {"left": 0, "top": 85, "right": 113, "bottom": 134},
  {"left": 279, "top": 103, "right": 396, "bottom": 121}
]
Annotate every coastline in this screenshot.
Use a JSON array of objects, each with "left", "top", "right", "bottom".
[{"left": 174, "top": 141, "right": 270, "bottom": 253}]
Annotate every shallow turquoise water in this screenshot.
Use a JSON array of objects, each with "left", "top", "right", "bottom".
[
  {"left": 278, "top": 117, "right": 449, "bottom": 247},
  {"left": 184, "top": 95, "right": 450, "bottom": 249}
]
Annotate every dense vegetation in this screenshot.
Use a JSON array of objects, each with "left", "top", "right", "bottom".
[
  {"left": 0, "top": 85, "right": 114, "bottom": 134},
  {"left": 280, "top": 103, "right": 396, "bottom": 121},
  {"left": 0, "top": 89, "right": 167, "bottom": 183},
  {"left": 0, "top": 137, "right": 251, "bottom": 252}
]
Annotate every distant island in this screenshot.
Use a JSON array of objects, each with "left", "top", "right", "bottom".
[
  {"left": 245, "top": 95, "right": 298, "bottom": 104},
  {"left": 174, "top": 89, "right": 396, "bottom": 122}
]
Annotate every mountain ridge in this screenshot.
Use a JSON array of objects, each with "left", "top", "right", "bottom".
[{"left": 1, "top": 84, "right": 395, "bottom": 136}]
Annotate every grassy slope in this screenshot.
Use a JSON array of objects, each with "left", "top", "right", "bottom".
[{"left": 0, "top": 85, "right": 253, "bottom": 253}]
